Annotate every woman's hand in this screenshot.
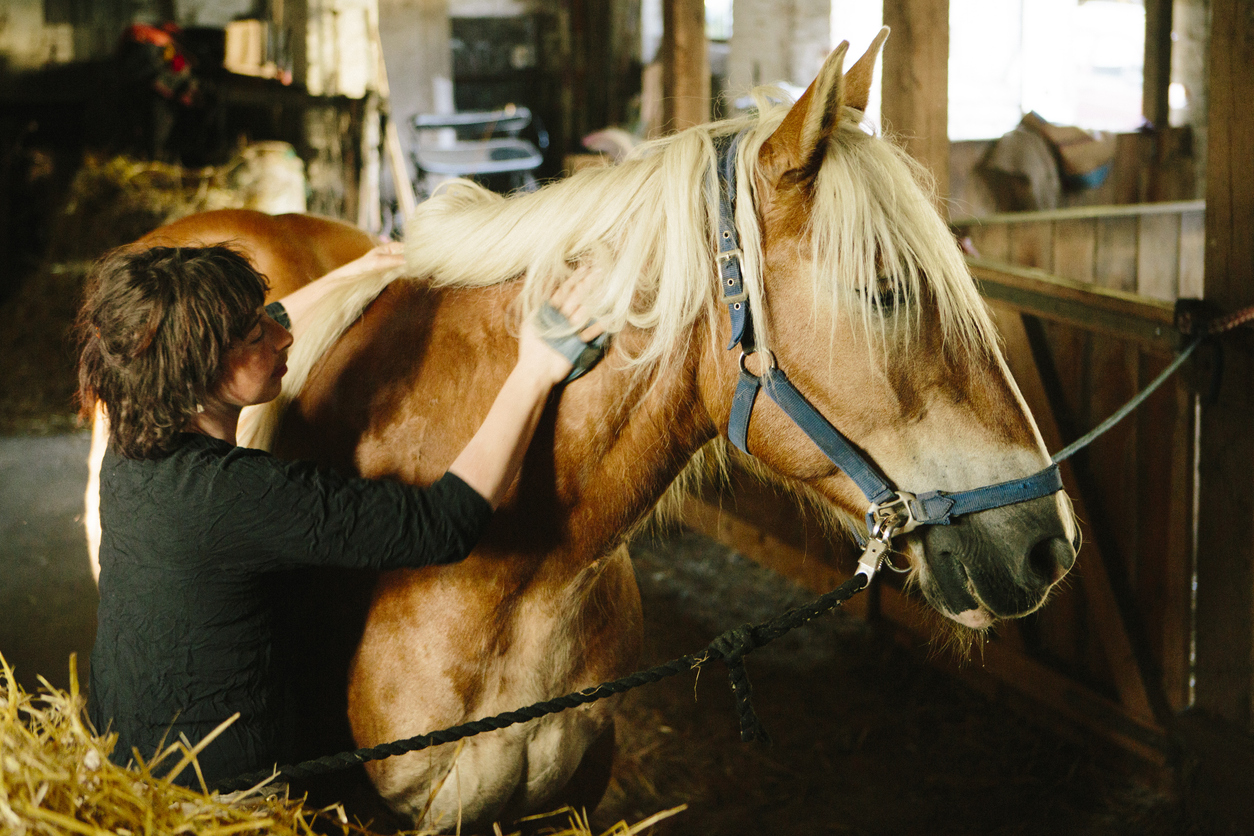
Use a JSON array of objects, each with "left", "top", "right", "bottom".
[
  {"left": 448, "top": 262, "right": 606, "bottom": 508},
  {"left": 279, "top": 241, "right": 406, "bottom": 345},
  {"left": 323, "top": 240, "right": 406, "bottom": 280},
  {"left": 517, "top": 263, "right": 607, "bottom": 387}
]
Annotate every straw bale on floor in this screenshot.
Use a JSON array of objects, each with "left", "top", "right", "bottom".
[{"left": 0, "top": 653, "right": 679, "bottom": 836}]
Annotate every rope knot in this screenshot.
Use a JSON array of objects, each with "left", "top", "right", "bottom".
[
  {"left": 708, "top": 623, "right": 757, "bottom": 664},
  {"left": 707, "top": 623, "right": 771, "bottom": 744}
]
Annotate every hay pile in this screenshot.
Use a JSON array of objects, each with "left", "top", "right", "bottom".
[
  {"left": 0, "top": 260, "right": 86, "bottom": 435},
  {"left": 49, "top": 147, "right": 302, "bottom": 264},
  {"left": 0, "top": 653, "right": 682, "bottom": 835}
]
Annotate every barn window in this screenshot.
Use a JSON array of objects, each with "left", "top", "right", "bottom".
[
  {"left": 949, "top": 0, "right": 1148, "bottom": 140},
  {"left": 830, "top": 1, "right": 887, "bottom": 132},
  {"left": 706, "top": 0, "right": 734, "bottom": 41}
]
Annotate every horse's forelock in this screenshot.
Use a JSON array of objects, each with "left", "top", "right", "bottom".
[{"left": 804, "top": 122, "right": 999, "bottom": 365}]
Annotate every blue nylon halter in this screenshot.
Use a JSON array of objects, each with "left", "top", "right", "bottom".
[{"left": 713, "top": 130, "right": 1063, "bottom": 560}]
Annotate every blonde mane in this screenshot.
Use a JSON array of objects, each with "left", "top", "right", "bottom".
[{"left": 238, "top": 88, "right": 998, "bottom": 452}]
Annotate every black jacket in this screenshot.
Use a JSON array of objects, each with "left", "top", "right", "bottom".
[{"left": 89, "top": 433, "right": 492, "bottom": 786}]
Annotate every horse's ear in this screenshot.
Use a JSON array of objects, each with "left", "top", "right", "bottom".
[
  {"left": 843, "top": 27, "right": 890, "bottom": 113},
  {"left": 760, "top": 41, "right": 850, "bottom": 179}
]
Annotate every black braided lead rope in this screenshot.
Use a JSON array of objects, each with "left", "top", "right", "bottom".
[{"left": 215, "top": 573, "right": 869, "bottom": 793}]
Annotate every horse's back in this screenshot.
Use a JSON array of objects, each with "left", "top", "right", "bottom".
[{"left": 137, "top": 209, "right": 376, "bottom": 298}]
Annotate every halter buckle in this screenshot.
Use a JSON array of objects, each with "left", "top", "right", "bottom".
[{"left": 719, "top": 249, "right": 748, "bottom": 304}]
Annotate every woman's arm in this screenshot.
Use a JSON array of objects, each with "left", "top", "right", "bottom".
[{"left": 448, "top": 265, "right": 603, "bottom": 508}]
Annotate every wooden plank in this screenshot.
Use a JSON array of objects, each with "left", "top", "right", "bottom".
[
  {"left": 1142, "top": 368, "right": 1196, "bottom": 711},
  {"left": 969, "top": 258, "right": 1178, "bottom": 349},
  {"left": 1095, "top": 215, "right": 1139, "bottom": 292},
  {"left": 1034, "top": 318, "right": 1098, "bottom": 675},
  {"left": 967, "top": 222, "right": 1010, "bottom": 262},
  {"left": 882, "top": 0, "right": 949, "bottom": 210},
  {"left": 1195, "top": 0, "right": 1254, "bottom": 731},
  {"left": 1008, "top": 220, "right": 1053, "bottom": 271},
  {"left": 1136, "top": 213, "right": 1182, "bottom": 301},
  {"left": 951, "top": 199, "right": 1206, "bottom": 229},
  {"left": 660, "top": 0, "right": 710, "bottom": 132},
  {"left": 1051, "top": 218, "right": 1097, "bottom": 284},
  {"left": 1111, "top": 132, "right": 1151, "bottom": 204},
  {"left": 1178, "top": 209, "right": 1205, "bottom": 298},
  {"left": 1086, "top": 337, "right": 1142, "bottom": 580}
]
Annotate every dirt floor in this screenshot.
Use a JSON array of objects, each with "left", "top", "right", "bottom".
[
  {"left": 595, "top": 532, "right": 1225, "bottom": 836},
  {"left": 0, "top": 260, "right": 1246, "bottom": 836}
]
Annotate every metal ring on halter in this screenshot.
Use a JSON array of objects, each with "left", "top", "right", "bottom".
[
  {"left": 738, "top": 350, "right": 777, "bottom": 375},
  {"left": 881, "top": 552, "right": 913, "bottom": 573},
  {"left": 866, "top": 491, "right": 921, "bottom": 540}
]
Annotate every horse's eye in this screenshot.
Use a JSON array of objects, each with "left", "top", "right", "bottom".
[{"left": 859, "top": 276, "right": 901, "bottom": 313}]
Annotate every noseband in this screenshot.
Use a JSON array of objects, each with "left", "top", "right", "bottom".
[{"left": 713, "top": 130, "right": 1063, "bottom": 580}]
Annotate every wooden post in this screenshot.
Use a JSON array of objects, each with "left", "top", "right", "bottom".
[
  {"left": 1142, "top": 0, "right": 1174, "bottom": 202},
  {"left": 881, "top": 0, "right": 949, "bottom": 213},
  {"left": 1143, "top": 0, "right": 1174, "bottom": 129},
  {"left": 1194, "top": 0, "right": 1254, "bottom": 729},
  {"left": 660, "top": 0, "right": 710, "bottom": 132}
]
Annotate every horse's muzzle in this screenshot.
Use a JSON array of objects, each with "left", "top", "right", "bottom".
[{"left": 917, "top": 495, "right": 1077, "bottom": 623}]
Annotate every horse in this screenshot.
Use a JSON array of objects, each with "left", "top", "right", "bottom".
[
  {"left": 85, "top": 32, "right": 1078, "bottom": 829},
  {"left": 226, "top": 33, "right": 1076, "bottom": 829},
  {"left": 83, "top": 209, "right": 376, "bottom": 578}
]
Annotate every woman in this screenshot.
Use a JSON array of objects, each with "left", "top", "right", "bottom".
[{"left": 75, "top": 242, "right": 604, "bottom": 786}]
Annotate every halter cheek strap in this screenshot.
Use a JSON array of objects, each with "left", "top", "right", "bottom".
[
  {"left": 716, "top": 133, "right": 751, "bottom": 350},
  {"left": 713, "top": 129, "right": 1063, "bottom": 575}
]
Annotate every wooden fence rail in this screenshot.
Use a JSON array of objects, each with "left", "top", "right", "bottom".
[{"left": 953, "top": 201, "right": 1205, "bottom": 302}]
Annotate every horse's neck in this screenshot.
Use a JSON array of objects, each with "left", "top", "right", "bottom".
[
  {"left": 483, "top": 326, "right": 718, "bottom": 591},
  {"left": 563, "top": 337, "right": 713, "bottom": 532}
]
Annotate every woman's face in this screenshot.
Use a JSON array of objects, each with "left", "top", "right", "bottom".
[{"left": 214, "top": 309, "right": 294, "bottom": 408}]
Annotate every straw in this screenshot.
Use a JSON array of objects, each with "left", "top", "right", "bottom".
[{"left": 0, "top": 652, "right": 681, "bottom": 835}]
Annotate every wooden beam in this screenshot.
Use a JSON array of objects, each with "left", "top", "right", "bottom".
[
  {"left": 881, "top": 0, "right": 949, "bottom": 212},
  {"left": 1143, "top": 0, "right": 1174, "bottom": 129},
  {"left": 968, "top": 258, "right": 1178, "bottom": 349},
  {"left": 1194, "top": 0, "right": 1254, "bottom": 730},
  {"left": 951, "top": 199, "right": 1206, "bottom": 228},
  {"left": 660, "top": 0, "right": 710, "bottom": 132}
]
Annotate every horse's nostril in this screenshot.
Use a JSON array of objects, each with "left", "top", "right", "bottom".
[{"left": 1027, "top": 535, "right": 1076, "bottom": 586}]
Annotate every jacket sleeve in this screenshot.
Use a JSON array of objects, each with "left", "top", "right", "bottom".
[{"left": 192, "top": 445, "right": 494, "bottom": 572}]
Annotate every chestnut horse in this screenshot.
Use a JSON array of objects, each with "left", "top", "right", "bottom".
[
  {"left": 89, "top": 35, "right": 1078, "bottom": 831},
  {"left": 83, "top": 209, "right": 376, "bottom": 578},
  {"left": 231, "top": 35, "right": 1075, "bottom": 829}
]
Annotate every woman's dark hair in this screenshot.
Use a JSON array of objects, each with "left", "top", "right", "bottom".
[{"left": 75, "top": 245, "right": 268, "bottom": 458}]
